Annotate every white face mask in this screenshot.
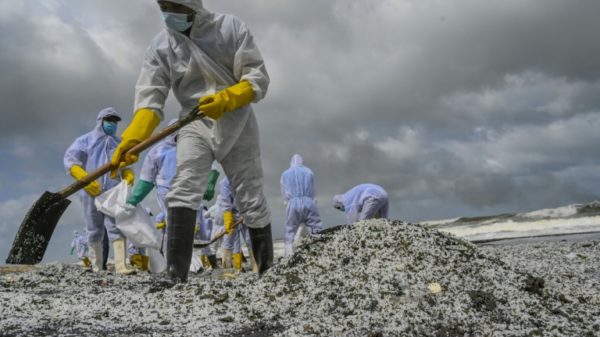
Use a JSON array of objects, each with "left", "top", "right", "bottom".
[{"left": 163, "top": 12, "right": 193, "bottom": 32}]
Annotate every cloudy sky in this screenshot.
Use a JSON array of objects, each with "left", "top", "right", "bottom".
[{"left": 2, "top": 0, "right": 600, "bottom": 262}]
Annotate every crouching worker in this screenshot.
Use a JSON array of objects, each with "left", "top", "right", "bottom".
[
  {"left": 333, "top": 184, "right": 389, "bottom": 224},
  {"left": 63, "top": 107, "right": 135, "bottom": 274}
]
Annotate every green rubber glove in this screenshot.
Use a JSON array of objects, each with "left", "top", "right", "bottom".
[
  {"left": 202, "top": 169, "right": 220, "bottom": 201},
  {"left": 127, "top": 179, "right": 155, "bottom": 206}
]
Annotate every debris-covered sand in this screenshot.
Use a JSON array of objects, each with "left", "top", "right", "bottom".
[{"left": 1, "top": 219, "right": 598, "bottom": 337}]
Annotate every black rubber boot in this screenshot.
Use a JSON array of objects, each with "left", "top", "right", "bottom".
[
  {"left": 207, "top": 254, "right": 219, "bottom": 269},
  {"left": 248, "top": 224, "right": 273, "bottom": 274},
  {"left": 166, "top": 207, "right": 196, "bottom": 283},
  {"left": 102, "top": 229, "right": 109, "bottom": 270}
]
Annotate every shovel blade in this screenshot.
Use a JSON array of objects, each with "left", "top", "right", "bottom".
[{"left": 6, "top": 191, "right": 71, "bottom": 265}]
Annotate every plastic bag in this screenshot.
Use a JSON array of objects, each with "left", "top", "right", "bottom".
[
  {"left": 189, "top": 254, "right": 202, "bottom": 273},
  {"left": 94, "top": 180, "right": 129, "bottom": 219},
  {"left": 95, "top": 181, "right": 161, "bottom": 249},
  {"left": 148, "top": 247, "right": 167, "bottom": 273},
  {"left": 118, "top": 205, "right": 162, "bottom": 249}
]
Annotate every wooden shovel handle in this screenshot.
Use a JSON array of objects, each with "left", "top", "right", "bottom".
[
  {"left": 59, "top": 107, "right": 203, "bottom": 198},
  {"left": 197, "top": 218, "right": 244, "bottom": 248}
]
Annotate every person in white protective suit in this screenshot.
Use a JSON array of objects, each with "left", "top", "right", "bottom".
[
  {"left": 110, "top": 0, "right": 273, "bottom": 283},
  {"left": 332, "top": 184, "right": 389, "bottom": 224},
  {"left": 195, "top": 205, "right": 219, "bottom": 269},
  {"left": 63, "top": 107, "right": 136, "bottom": 274},
  {"left": 70, "top": 230, "right": 91, "bottom": 268},
  {"left": 126, "top": 120, "right": 221, "bottom": 270},
  {"left": 204, "top": 203, "right": 224, "bottom": 256},
  {"left": 217, "top": 176, "right": 255, "bottom": 271},
  {"left": 126, "top": 118, "right": 179, "bottom": 215},
  {"left": 280, "top": 154, "right": 323, "bottom": 257}
]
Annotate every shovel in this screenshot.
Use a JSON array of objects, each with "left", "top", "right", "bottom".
[
  {"left": 6, "top": 107, "right": 204, "bottom": 265},
  {"left": 194, "top": 218, "right": 243, "bottom": 248}
]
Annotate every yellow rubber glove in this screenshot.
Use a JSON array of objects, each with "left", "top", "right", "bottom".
[
  {"left": 70, "top": 165, "right": 101, "bottom": 197},
  {"left": 198, "top": 81, "right": 254, "bottom": 120},
  {"left": 110, "top": 108, "right": 160, "bottom": 178},
  {"left": 121, "top": 168, "right": 135, "bottom": 186},
  {"left": 223, "top": 210, "right": 234, "bottom": 235},
  {"left": 156, "top": 221, "right": 166, "bottom": 230}
]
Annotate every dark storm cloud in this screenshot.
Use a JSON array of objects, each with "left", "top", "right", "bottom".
[{"left": 2, "top": 0, "right": 600, "bottom": 261}]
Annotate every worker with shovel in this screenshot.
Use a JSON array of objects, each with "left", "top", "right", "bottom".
[
  {"left": 63, "top": 107, "right": 136, "bottom": 274},
  {"left": 111, "top": 0, "right": 273, "bottom": 284},
  {"left": 333, "top": 184, "right": 389, "bottom": 224}
]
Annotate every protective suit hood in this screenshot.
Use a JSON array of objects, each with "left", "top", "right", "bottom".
[
  {"left": 166, "top": 118, "right": 179, "bottom": 144},
  {"left": 290, "top": 154, "right": 303, "bottom": 168},
  {"left": 93, "top": 107, "right": 121, "bottom": 136},
  {"left": 332, "top": 194, "right": 345, "bottom": 211},
  {"left": 96, "top": 107, "right": 122, "bottom": 122},
  {"left": 157, "top": 0, "right": 206, "bottom": 16}
]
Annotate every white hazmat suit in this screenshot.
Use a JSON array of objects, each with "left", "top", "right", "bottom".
[
  {"left": 63, "top": 108, "right": 125, "bottom": 244},
  {"left": 70, "top": 231, "right": 88, "bottom": 260},
  {"left": 280, "top": 154, "right": 323, "bottom": 256},
  {"left": 217, "top": 176, "right": 253, "bottom": 269},
  {"left": 136, "top": 1, "right": 270, "bottom": 228},
  {"left": 138, "top": 119, "right": 178, "bottom": 218},
  {"left": 130, "top": 0, "right": 272, "bottom": 281},
  {"left": 333, "top": 184, "right": 389, "bottom": 224}
]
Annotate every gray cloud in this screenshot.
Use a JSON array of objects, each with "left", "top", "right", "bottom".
[{"left": 2, "top": 0, "right": 600, "bottom": 261}]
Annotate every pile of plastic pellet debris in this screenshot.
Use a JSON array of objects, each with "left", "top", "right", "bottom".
[{"left": 1, "top": 219, "right": 598, "bottom": 337}]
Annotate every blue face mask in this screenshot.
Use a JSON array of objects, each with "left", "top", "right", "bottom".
[
  {"left": 163, "top": 12, "right": 193, "bottom": 32},
  {"left": 102, "top": 121, "right": 118, "bottom": 135}
]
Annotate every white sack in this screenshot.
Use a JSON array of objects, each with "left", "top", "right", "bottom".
[
  {"left": 148, "top": 248, "right": 167, "bottom": 273},
  {"left": 189, "top": 254, "right": 202, "bottom": 273},
  {"left": 94, "top": 180, "right": 130, "bottom": 218},
  {"left": 95, "top": 181, "right": 161, "bottom": 249}
]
